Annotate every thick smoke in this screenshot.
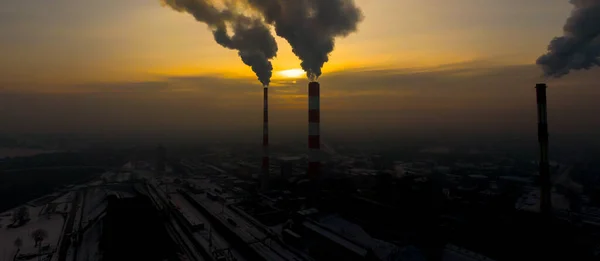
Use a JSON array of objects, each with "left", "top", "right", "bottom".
[
  {"left": 161, "top": 0, "right": 277, "bottom": 86},
  {"left": 537, "top": 0, "right": 600, "bottom": 77},
  {"left": 246, "top": 0, "right": 364, "bottom": 80}
]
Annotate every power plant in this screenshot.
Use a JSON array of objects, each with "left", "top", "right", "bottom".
[
  {"left": 6, "top": 0, "right": 600, "bottom": 258},
  {"left": 12, "top": 0, "right": 600, "bottom": 259},
  {"left": 5, "top": 78, "right": 600, "bottom": 261}
]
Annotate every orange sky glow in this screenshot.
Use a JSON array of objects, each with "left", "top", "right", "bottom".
[{"left": 0, "top": 0, "right": 598, "bottom": 138}]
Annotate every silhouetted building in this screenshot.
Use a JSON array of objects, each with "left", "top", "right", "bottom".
[
  {"left": 156, "top": 145, "right": 166, "bottom": 172},
  {"left": 371, "top": 155, "right": 384, "bottom": 170},
  {"left": 280, "top": 156, "right": 301, "bottom": 177},
  {"left": 281, "top": 160, "right": 293, "bottom": 177}
]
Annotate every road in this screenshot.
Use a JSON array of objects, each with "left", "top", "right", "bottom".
[
  {"left": 146, "top": 183, "right": 206, "bottom": 261},
  {"left": 57, "top": 190, "right": 82, "bottom": 261},
  {"left": 171, "top": 193, "right": 247, "bottom": 261}
]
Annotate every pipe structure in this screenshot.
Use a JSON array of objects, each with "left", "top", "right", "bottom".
[
  {"left": 536, "top": 83, "right": 552, "bottom": 217},
  {"left": 262, "top": 86, "right": 269, "bottom": 176},
  {"left": 308, "top": 82, "right": 321, "bottom": 178}
]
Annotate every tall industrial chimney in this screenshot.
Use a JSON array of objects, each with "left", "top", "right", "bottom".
[
  {"left": 536, "top": 83, "right": 552, "bottom": 217},
  {"left": 262, "top": 86, "right": 269, "bottom": 176},
  {"left": 308, "top": 82, "right": 321, "bottom": 178}
]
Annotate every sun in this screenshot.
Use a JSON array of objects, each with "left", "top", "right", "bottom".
[{"left": 278, "top": 69, "right": 306, "bottom": 78}]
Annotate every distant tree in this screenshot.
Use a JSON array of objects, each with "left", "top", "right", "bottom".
[
  {"left": 14, "top": 237, "right": 23, "bottom": 249},
  {"left": 31, "top": 228, "right": 48, "bottom": 247},
  {"left": 13, "top": 237, "right": 23, "bottom": 261},
  {"left": 31, "top": 228, "right": 48, "bottom": 261},
  {"left": 11, "top": 210, "right": 18, "bottom": 224},
  {"left": 12, "top": 207, "right": 30, "bottom": 226},
  {"left": 20, "top": 207, "right": 29, "bottom": 220}
]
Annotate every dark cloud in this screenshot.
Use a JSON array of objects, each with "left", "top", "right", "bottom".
[
  {"left": 161, "top": 0, "right": 277, "bottom": 86},
  {"left": 246, "top": 0, "right": 364, "bottom": 80},
  {"left": 537, "top": 0, "right": 600, "bottom": 77},
  {"left": 73, "top": 81, "right": 169, "bottom": 93},
  {"left": 161, "top": 0, "right": 364, "bottom": 81}
]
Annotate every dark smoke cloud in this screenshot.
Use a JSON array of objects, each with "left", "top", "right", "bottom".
[
  {"left": 214, "top": 16, "right": 277, "bottom": 85},
  {"left": 161, "top": 0, "right": 277, "bottom": 86},
  {"left": 246, "top": 0, "right": 364, "bottom": 80},
  {"left": 537, "top": 0, "right": 600, "bottom": 77}
]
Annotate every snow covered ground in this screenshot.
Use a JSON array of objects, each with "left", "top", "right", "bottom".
[
  {"left": 75, "top": 218, "right": 103, "bottom": 261},
  {"left": 0, "top": 190, "right": 76, "bottom": 261},
  {"left": 101, "top": 170, "right": 156, "bottom": 183},
  {"left": 81, "top": 188, "right": 108, "bottom": 228},
  {"left": 0, "top": 205, "right": 65, "bottom": 261},
  {"left": 318, "top": 214, "right": 401, "bottom": 260}
]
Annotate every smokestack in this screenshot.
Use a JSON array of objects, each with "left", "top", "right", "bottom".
[
  {"left": 308, "top": 82, "right": 321, "bottom": 178},
  {"left": 536, "top": 83, "right": 552, "bottom": 217},
  {"left": 262, "top": 86, "right": 269, "bottom": 176}
]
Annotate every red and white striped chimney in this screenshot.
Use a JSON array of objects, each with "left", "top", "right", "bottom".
[
  {"left": 308, "top": 82, "right": 321, "bottom": 178},
  {"left": 262, "top": 86, "right": 269, "bottom": 176}
]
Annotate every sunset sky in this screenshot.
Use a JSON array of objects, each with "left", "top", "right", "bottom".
[
  {"left": 0, "top": 0, "right": 598, "bottom": 141},
  {"left": 0, "top": 0, "right": 573, "bottom": 83}
]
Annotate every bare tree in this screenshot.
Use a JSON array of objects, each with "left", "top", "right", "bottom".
[
  {"left": 13, "top": 237, "right": 23, "bottom": 261},
  {"left": 31, "top": 228, "right": 48, "bottom": 247},
  {"left": 31, "top": 229, "right": 48, "bottom": 261},
  {"left": 14, "top": 237, "right": 23, "bottom": 249},
  {"left": 19, "top": 207, "right": 29, "bottom": 220},
  {"left": 12, "top": 207, "right": 30, "bottom": 226}
]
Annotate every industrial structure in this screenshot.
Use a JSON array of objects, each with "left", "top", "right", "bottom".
[
  {"left": 536, "top": 83, "right": 552, "bottom": 218},
  {"left": 259, "top": 81, "right": 321, "bottom": 180},
  {"left": 262, "top": 85, "right": 270, "bottom": 177},
  {"left": 308, "top": 82, "right": 321, "bottom": 178}
]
